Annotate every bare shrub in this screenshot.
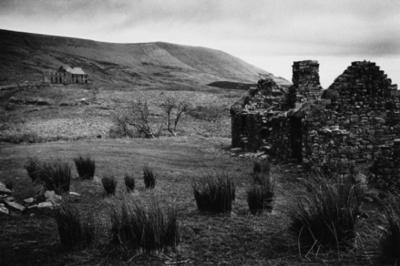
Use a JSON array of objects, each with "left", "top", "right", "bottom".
[
  {"left": 74, "top": 156, "right": 95, "bottom": 180},
  {"left": 193, "top": 174, "right": 235, "bottom": 213},
  {"left": 160, "top": 96, "right": 189, "bottom": 136}
]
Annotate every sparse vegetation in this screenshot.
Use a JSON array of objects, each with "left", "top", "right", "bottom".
[
  {"left": 124, "top": 175, "right": 135, "bottom": 192},
  {"left": 110, "top": 198, "right": 179, "bottom": 254},
  {"left": 143, "top": 166, "right": 156, "bottom": 189},
  {"left": 25, "top": 158, "right": 71, "bottom": 194},
  {"left": 288, "top": 176, "right": 362, "bottom": 253},
  {"left": 55, "top": 205, "right": 95, "bottom": 249},
  {"left": 193, "top": 174, "right": 235, "bottom": 213},
  {"left": 102, "top": 176, "right": 117, "bottom": 195},
  {"left": 74, "top": 156, "right": 95, "bottom": 180}
]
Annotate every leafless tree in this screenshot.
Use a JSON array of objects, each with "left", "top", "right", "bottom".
[
  {"left": 160, "top": 96, "right": 189, "bottom": 136},
  {"left": 112, "top": 99, "right": 162, "bottom": 138}
]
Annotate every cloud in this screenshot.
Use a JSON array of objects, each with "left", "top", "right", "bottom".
[{"left": 0, "top": 0, "right": 399, "bottom": 56}]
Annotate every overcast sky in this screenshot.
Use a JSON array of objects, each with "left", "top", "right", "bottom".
[{"left": 0, "top": 0, "right": 399, "bottom": 85}]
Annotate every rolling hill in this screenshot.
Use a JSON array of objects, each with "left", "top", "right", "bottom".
[{"left": 0, "top": 29, "right": 289, "bottom": 89}]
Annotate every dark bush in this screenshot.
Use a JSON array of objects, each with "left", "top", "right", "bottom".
[
  {"left": 25, "top": 159, "right": 71, "bottom": 194},
  {"left": 124, "top": 175, "right": 135, "bottom": 192},
  {"left": 288, "top": 176, "right": 361, "bottom": 253},
  {"left": 193, "top": 174, "right": 235, "bottom": 213},
  {"left": 55, "top": 205, "right": 94, "bottom": 249},
  {"left": 110, "top": 198, "right": 179, "bottom": 254},
  {"left": 143, "top": 166, "right": 156, "bottom": 189},
  {"left": 74, "top": 156, "right": 95, "bottom": 180},
  {"left": 102, "top": 176, "right": 117, "bottom": 196},
  {"left": 379, "top": 194, "right": 400, "bottom": 264},
  {"left": 247, "top": 184, "right": 274, "bottom": 215}
]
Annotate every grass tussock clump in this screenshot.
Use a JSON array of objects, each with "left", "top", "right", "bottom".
[
  {"left": 55, "top": 205, "right": 95, "bottom": 249},
  {"left": 74, "top": 156, "right": 95, "bottom": 180},
  {"left": 247, "top": 159, "right": 275, "bottom": 215},
  {"left": 247, "top": 184, "right": 274, "bottom": 215},
  {"left": 124, "top": 175, "right": 135, "bottom": 192},
  {"left": 110, "top": 198, "right": 179, "bottom": 254},
  {"left": 102, "top": 176, "right": 117, "bottom": 196},
  {"left": 143, "top": 166, "right": 156, "bottom": 189},
  {"left": 25, "top": 158, "right": 71, "bottom": 194},
  {"left": 379, "top": 194, "right": 400, "bottom": 264},
  {"left": 252, "top": 159, "right": 271, "bottom": 186},
  {"left": 25, "top": 158, "right": 42, "bottom": 183},
  {"left": 289, "top": 176, "right": 361, "bottom": 253},
  {"left": 193, "top": 174, "right": 235, "bottom": 213}
]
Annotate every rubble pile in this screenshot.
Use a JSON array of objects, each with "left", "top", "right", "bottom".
[{"left": 0, "top": 180, "right": 80, "bottom": 216}]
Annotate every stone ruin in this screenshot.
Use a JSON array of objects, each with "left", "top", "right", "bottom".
[{"left": 231, "top": 60, "right": 400, "bottom": 180}]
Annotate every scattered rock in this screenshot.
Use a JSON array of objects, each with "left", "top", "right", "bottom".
[
  {"left": 69, "top": 191, "right": 80, "bottom": 197},
  {"left": 37, "top": 201, "right": 54, "bottom": 209},
  {"left": 5, "top": 200, "right": 25, "bottom": 212},
  {"left": 24, "top": 197, "right": 35, "bottom": 204},
  {"left": 0, "top": 203, "right": 9, "bottom": 215},
  {"left": 0, "top": 181, "right": 12, "bottom": 195},
  {"left": 44, "top": 190, "right": 62, "bottom": 206}
]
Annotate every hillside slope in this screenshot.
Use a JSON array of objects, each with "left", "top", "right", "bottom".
[{"left": 0, "top": 29, "right": 289, "bottom": 88}]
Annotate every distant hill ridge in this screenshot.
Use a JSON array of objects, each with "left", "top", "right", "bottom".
[{"left": 0, "top": 29, "right": 290, "bottom": 88}]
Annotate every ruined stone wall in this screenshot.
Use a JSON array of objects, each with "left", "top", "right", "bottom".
[
  {"left": 231, "top": 60, "right": 400, "bottom": 181},
  {"left": 301, "top": 61, "right": 400, "bottom": 171},
  {"left": 230, "top": 77, "right": 287, "bottom": 151},
  {"left": 287, "top": 60, "right": 322, "bottom": 108}
]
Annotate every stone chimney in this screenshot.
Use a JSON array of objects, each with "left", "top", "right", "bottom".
[{"left": 287, "top": 60, "right": 322, "bottom": 108}]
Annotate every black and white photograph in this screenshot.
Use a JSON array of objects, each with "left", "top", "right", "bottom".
[{"left": 0, "top": 0, "right": 399, "bottom": 265}]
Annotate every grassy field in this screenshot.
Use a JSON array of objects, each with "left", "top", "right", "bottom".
[
  {"left": 0, "top": 82, "right": 238, "bottom": 143},
  {"left": 0, "top": 137, "right": 382, "bottom": 265}
]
